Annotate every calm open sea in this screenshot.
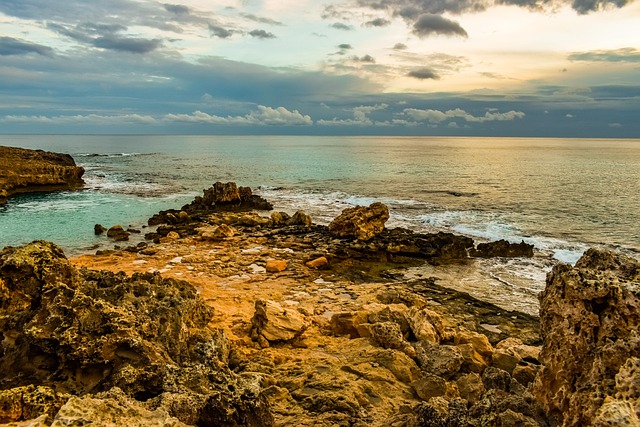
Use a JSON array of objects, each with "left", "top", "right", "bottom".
[{"left": 1, "top": 135, "right": 638, "bottom": 314}]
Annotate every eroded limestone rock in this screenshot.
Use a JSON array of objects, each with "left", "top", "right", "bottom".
[{"left": 328, "top": 202, "right": 389, "bottom": 241}]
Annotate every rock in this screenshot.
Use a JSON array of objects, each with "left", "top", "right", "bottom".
[
  {"left": 454, "top": 329, "right": 494, "bottom": 360},
  {"left": 491, "top": 349, "right": 520, "bottom": 374},
  {"left": 373, "top": 349, "right": 420, "bottom": 384},
  {"left": 330, "top": 312, "right": 360, "bottom": 338},
  {"left": 414, "top": 397, "right": 469, "bottom": 427},
  {"left": 106, "top": 225, "right": 130, "bottom": 241},
  {"left": 457, "top": 373, "right": 486, "bottom": 404},
  {"left": 457, "top": 343, "right": 489, "bottom": 373},
  {"left": 471, "top": 239, "right": 534, "bottom": 258},
  {"left": 411, "top": 373, "right": 450, "bottom": 401},
  {"left": 482, "top": 367, "right": 512, "bottom": 392},
  {"left": 197, "top": 224, "right": 236, "bottom": 241},
  {"left": 0, "top": 385, "right": 66, "bottom": 423},
  {"left": 380, "top": 229, "right": 474, "bottom": 264},
  {"left": 265, "top": 260, "right": 287, "bottom": 273},
  {"left": 251, "top": 299, "right": 308, "bottom": 344},
  {"left": 185, "top": 182, "right": 273, "bottom": 212},
  {"left": 532, "top": 249, "right": 640, "bottom": 427},
  {"left": 0, "top": 241, "right": 273, "bottom": 426},
  {"left": 94, "top": 224, "right": 107, "bottom": 235},
  {"left": 0, "top": 146, "right": 84, "bottom": 206},
  {"left": 270, "top": 211, "right": 291, "bottom": 227},
  {"left": 239, "top": 213, "right": 270, "bottom": 227},
  {"left": 369, "top": 321, "right": 406, "bottom": 350},
  {"left": 407, "top": 306, "right": 446, "bottom": 344},
  {"left": 306, "top": 256, "right": 328, "bottom": 269},
  {"left": 165, "top": 231, "right": 180, "bottom": 240},
  {"left": 286, "top": 210, "right": 312, "bottom": 227},
  {"left": 328, "top": 202, "right": 389, "bottom": 241},
  {"left": 414, "top": 342, "right": 463, "bottom": 380},
  {"left": 594, "top": 398, "right": 640, "bottom": 426}
]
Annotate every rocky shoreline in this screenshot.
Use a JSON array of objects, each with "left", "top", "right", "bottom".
[
  {"left": 1, "top": 182, "right": 638, "bottom": 426},
  {"left": 0, "top": 146, "right": 85, "bottom": 206}
]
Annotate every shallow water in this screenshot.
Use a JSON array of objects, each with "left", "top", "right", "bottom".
[{"left": 1, "top": 134, "right": 638, "bottom": 314}]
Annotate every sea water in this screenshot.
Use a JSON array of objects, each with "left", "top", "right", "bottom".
[{"left": 1, "top": 135, "right": 638, "bottom": 314}]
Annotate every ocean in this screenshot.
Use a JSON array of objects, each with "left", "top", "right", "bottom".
[{"left": 1, "top": 135, "right": 638, "bottom": 315}]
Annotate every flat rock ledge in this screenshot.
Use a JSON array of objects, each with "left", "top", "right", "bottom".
[{"left": 0, "top": 146, "right": 84, "bottom": 206}]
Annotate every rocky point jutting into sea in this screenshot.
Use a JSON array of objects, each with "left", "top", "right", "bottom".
[
  {"left": 0, "top": 146, "right": 84, "bottom": 206},
  {"left": 0, "top": 149, "right": 638, "bottom": 426}
]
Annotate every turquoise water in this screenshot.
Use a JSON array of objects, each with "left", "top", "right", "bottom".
[{"left": 1, "top": 134, "right": 639, "bottom": 260}]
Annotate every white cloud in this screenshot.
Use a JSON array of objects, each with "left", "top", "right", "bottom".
[
  {"left": 403, "top": 107, "right": 525, "bottom": 124},
  {"left": 318, "top": 103, "right": 389, "bottom": 126},
  {"left": 164, "top": 105, "right": 312, "bottom": 125},
  {"left": 0, "top": 113, "right": 157, "bottom": 124}
]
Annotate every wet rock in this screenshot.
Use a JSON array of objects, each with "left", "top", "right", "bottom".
[
  {"left": 94, "top": 224, "right": 107, "bottom": 235},
  {"left": 286, "top": 210, "right": 313, "bottom": 227},
  {"left": 186, "top": 182, "right": 273, "bottom": 212},
  {"left": 0, "top": 241, "right": 273, "bottom": 426},
  {"left": 0, "top": 146, "right": 84, "bottom": 206},
  {"left": 106, "top": 225, "right": 130, "bottom": 241},
  {"left": 532, "top": 249, "right": 640, "bottom": 426},
  {"left": 328, "top": 202, "right": 389, "bottom": 241},
  {"left": 378, "top": 229, "right": 475, "bottom": 264},
  {"left": 270, "top": 211, "right": 291, "bottom": 227},
  {"left": 251, "top": 299, "right": 308, "bottom": 345},
  {"left": 470, "top": 240, "right": 534, "bottom": 258}
]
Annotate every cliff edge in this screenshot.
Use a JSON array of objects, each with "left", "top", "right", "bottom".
[{"left": 0, "top": 146, "right": 84, "bottom": 206}]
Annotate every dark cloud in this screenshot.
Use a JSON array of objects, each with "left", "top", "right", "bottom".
[
  {"left": 331, "top": 22, "right": 355, "bottom": 31},
  {"left": 93, "top": 36, "right": 162, "bottom": 53},
  {"left": 209, "top": 24, "right": 234, "bottom": 39},
  {"left": 249, "top": 29, "right": 276, "bottom": 39},
  {"left": 338, "top": 44, "right": 353, "bottom": 49},
  {"left": 163, "top": 3, "right": 189, "bottom": 15},
  {"left": 408, "top": 68, "right": 440, "bottom": 79},
  {"left": 364, "top": 18, "right": 391, "bottom": 27},
  {"left": 571, "top": 0, "right": 631, "bottom": 13},
  {"left": 568, "top": 47, "right": 640, "bottom": 62},
  {"left": 0, "top": 36, "right": 53, "bottom": 56},
  {"left": 241, "top": 13, "right": 284, "bottom": 26},
  {"left": 352, "top": 54, "right": 376, "bottom": 63},
  {"left": 413, "top": 14, "right": 468, "bottom": 38},
  {"left": 392, "top": 43, "right": 408, "bottom": 50}
]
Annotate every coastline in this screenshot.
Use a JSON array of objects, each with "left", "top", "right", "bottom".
[{"left": 2, "top": 181, "right": 639, "bottom": 426}]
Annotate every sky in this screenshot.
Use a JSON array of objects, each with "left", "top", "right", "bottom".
[{"left": 0, "top": 0, "right": 638, "bottom": 136}]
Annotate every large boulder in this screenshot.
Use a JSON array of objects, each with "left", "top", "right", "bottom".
[
  {"left": 0, "top": 146, "right": 84, "bottom": 206},
  {"left": 471, "top": 239, "right": 534, "bottom": 258},
  {"left": 328, "top": 202, "right": 389, "bottom": 241},
  {"left": 0, "top": 241, "right": 273, "bottom": 426},
  {"left": 532, "top": 249, "right": 640, "bottom": 426},
  {"left": 186, "top": 181, "right": 273, "bottom": 212}
]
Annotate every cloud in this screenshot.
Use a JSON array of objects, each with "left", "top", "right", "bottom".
[
  {"left": 330, "top": 22, "right": 355, "bottom": 31},
  {"left": 338, "top": 44, "right": 353, "bottom": 50},
  {"left": 408, "top": 68, "right": 440, "bottom": 79},
  {"left": 318, "top": 103, "right": 388, "bottom": 126},
  {"left": 93, "top": 36, "right": 162, "bottom": 53},
  {"left": 365, "top": 18, "right": 391, "bottom": 27},
  {"left": 570, "top": 0, "right": 632, "bottom": 14},
  {"left": 568, "top": 47, "right": 640, "bottom": 63},
  {"left": 1, "top": 113, "right": 158, "bottom": 125},
  {"left": 0, "top": 36, "right": 54, "bottom": 56},
  {"left": 392, "top": 43, "right": 408, "bottom": 50},
  {"left": 209, "top": 24, "right": 234, "bottom": 39},
  {"left": 165, "top": 106, "right": 312, "bottom": 126},
  {"left": 249, "top": 29, "right": 276, "bottom": 39},
  {"left": 404, "top": 107, "right": 525, "bottom": 123},
  {"left": 240, "top": 13, "right": 284, "bottom": 26},
  {"left": 351, "top": 54, "right": 376, "bottom": 63},
  {"left": 163, "top": 3, "right": 189, "bottom": 15},
  {"left": 412, "top": 14, "right": 468, "bottom": 38}
]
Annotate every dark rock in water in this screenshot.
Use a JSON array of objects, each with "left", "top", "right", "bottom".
[
  {"left": 0, "top": 146, "right": 84, "bottom": 206},
  {"left": 149, "top": 182, "right": 273, "bottom": 227},
  {"left": 106, "top": 225, "right": 130, "bottom": 241},
  {"left": 471, "top": 240, "right": 534, "bottom": 258},
  {"left": 94, "top": 224, "right": 107, "bottom": 235},
  {"left": 532, "top": 248, "right": 640, "bottom": 426},
  {"left": 328, "top": 202, "right": 389, "bottom": 241},
  {"left": 0, "top": 241, "right": 273, "bottom": 426}
]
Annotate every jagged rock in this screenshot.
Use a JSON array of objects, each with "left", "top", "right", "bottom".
[
  {"left": 94, "top": 224, "right": 107, "bottom": 235},
  {"left": 471, "top": 240, "right": 534, "bottom": 258},
  {"left": 482, "top": 367, "right": 512, "bottom": 392},
  {"left": 414, "top": 397, "right": 470, "bottom": 426},
  {"left": 411, "top": 373, "right": 452, "bottom": 401},
  {"left": 407, "top": 306, "right": 447, "bottom": 344},
  {"left": 0, "top": 385, "right": 66, "bottom": 423},
  {"left": 197, "top": 223, "right": 237, "bottom": 241},
  {"left": 185, "top": 182, "right": 273, "bottom": 212},
  {"left": 414, "top": 342, "right": 464, "bottom": 380},
  {"left": 456, "top": 373, "right": 486, "bottom": 404},
  {"left": 454, "top": 329, "right": 494, "bottom": 360},
  {"left": 328, "top": 202, "right": 389, "bottom": 241},
  {"left": 0, "top": 241, "right": 273, "bottom": 426},
  {"left": 251, "top": 299, "right": 308, "bottom": 344},
  {"left": 532, "top": 249, "right": 640, "bottom": 427},
  {"left": 106, "top": 225, "right": 130, "bottom": 241},
  {"left": 379, "top": 228, "right": 475, "bottom": 264},
  {"left": 0, "top": 146, "right": 84, "bottom": 206}
]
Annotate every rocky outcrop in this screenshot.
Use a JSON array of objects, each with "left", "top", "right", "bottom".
[
  {"left": 532, "top": 249, "right": 640, "bottom": 426},
  {"left": 0, "top": 241, "right": 273, "bottom": 426},
  {"left": 471, "top": 240, "right": 534, "bottom": 258},
  {"left": 185, "top": 181, "right": 273, "bottom": 213},
  {"left": 329, "top": 202, "right": 389, "bottom": 241},
  {"left": 0, "top": 146, "right": 84, "bottom": 205},
  {"left": 251, "top": 299, "right": 308, "bottom": 347}
]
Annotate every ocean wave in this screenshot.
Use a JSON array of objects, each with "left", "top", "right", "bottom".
[{"left": 74, "top": 152, "right": 154, "bottom": 158}]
